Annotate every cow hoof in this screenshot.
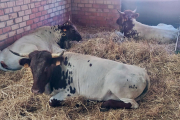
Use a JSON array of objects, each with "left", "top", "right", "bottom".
[
  {"left": 100, "top": 107, "right": 109, "bottom": 112},
  {"left": 49, "top": 99, "right": 61, "bottom": 107}
]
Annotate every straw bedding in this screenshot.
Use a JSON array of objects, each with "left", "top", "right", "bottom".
[{"left": 0, "top": 25, "right": 179, "bottom": 120}]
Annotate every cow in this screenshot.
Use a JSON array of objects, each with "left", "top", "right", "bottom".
[
  {"left": 116, "top": 9, "right": 179, "bottom": 43},
  {"left": 10, "top": 50, "right": 150, "bottom": 111},
  {"left": 0, "top": 20, "right": 82, "bottom": 71}
]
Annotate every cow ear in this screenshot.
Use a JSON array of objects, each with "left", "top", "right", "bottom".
[
  {"left": 19, "top": 58, "right": 31, "bottom": 67},
  {"left": 52, "top": 57, "right": 63, "bottom": 66},
  {"left": 133, "top": 13, "right": 139, "bottom": 18}
]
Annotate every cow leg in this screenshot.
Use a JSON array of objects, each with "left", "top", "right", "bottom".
[
  {"left": 100, "top": 98, "right": 139, "bottom": 112},
  {"left": 49, "top": 91, "right": 67, "bottom": 107}
]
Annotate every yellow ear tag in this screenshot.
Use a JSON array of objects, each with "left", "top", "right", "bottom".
[
  {"left": 24, "top": 63, "right": 29, "bottom": 68},
  {"left": 56, "top": 61, "right": 60, "bottom": 66},
  {"left": 63, "top": 29, "right": 66, "bottom": 31}
]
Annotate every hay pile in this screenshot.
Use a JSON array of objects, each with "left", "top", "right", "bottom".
[{"left": 0, "top": 26, "right": 180, "bottom": 120}]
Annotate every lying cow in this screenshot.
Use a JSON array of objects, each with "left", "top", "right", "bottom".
[
  {"left": 10, "top": 50, "right": 150, "bottom": 111},
  {"left": 0, "top": 20, "right": 82, "bottom": 71},
  {"left": 116, "top": 9, "right": 179, "bottom": 43}
]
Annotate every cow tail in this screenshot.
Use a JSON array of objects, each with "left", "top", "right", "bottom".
[{"left": 135, "top": 74, "right": 150, "bottom": 101}]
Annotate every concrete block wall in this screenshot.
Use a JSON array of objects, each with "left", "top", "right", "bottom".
[
  {"left": 71, "top": 0, "right": 121, "bottom": 27},
  {"left": 0, "top": 0, "right": 71, "bottom": 50}
]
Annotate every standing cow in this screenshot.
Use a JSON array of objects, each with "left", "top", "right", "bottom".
[
  {"left": 0, "top": 20, "right": 82, "bottom": 71},
  {"left": 116, "top": 9, "right": 179, "bottom": 43},
  {"left": 10, "top": 50, "right": 150, "bottom": 111}
]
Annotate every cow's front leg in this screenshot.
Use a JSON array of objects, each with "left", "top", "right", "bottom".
[{"left": 49, "top": 91, "right": 67, "bottom": 107}]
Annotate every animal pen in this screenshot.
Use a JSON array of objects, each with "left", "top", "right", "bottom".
[{"left": 0, "top": 0, "right": 180, "bottom": 120}]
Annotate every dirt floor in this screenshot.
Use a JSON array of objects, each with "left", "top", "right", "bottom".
[{"left": 0, "top": 25, "right": 180, "bottom": 120}]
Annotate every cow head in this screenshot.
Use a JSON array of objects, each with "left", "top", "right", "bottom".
[
  {"left": 116, "top": 9, "right": 139, "bottom": 38},
  {"left": 10, "top": 50, "right": 64, "bottom": 94},
  {"left": 116, "top": 9, "right": 139, "bottom": 26},
  {"left": 57, "top": 20, "right": 82, "bottom": 49}
]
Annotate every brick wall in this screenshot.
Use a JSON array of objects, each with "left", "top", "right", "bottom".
[
  {"left": 71, "top": 0, "right": 121, "bottom": 28},
  {"left": 0, "top": 0, "right": 71, "bottom": 50}
]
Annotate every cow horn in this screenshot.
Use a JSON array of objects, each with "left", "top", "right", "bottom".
[
  {"left": 117, "top": 9, "right": 124, "bottom": 14},
  {"left": 9, "top": 49, "right": 29, "bottom": 58},
  {"left": 132, "top": 8, "right": 137, "bottom": 13},
  {"left": 51, "top": 51, "right": 64, "bottom": 58}
]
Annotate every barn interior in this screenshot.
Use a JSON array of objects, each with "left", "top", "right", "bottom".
[{"left": 0, "top": 0, "right": 180, "bottom": 120}]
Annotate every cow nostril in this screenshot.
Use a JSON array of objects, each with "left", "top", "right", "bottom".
[{"left": 31, "top": 89, "right": 40, "bottom": 94}]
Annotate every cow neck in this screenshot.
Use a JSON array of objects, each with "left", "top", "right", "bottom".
[
  {"left": 49, "top": 55, "right": 71, "bottom": 92},
  {"left": 122, "top": 19, "right": 139, "bottom": 38}
]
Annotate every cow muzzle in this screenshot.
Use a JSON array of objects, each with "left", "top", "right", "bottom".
[{"left": 31, "top": 88, "right": 42, "bottom": 94}]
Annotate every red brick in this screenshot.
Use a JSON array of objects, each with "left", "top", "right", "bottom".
[
  {"left": 44, "top": 5, "right": 49, "bottom": 10},
  {"left": 7, "top": 1, "right": 15, "bottom": 7},
  {"left": 53, "top": 16, "right": 58, "bottom": 21},
  {"left": 0, "top": 22, "right": 6, "bottom": 28},
  {"left": 30, "top": 3, "right": 35, "bottom": 8},
  {"left": 0, "top": 15, "right": 9, "bottom": 21},
  {"left": 0, "top": 3, "right": 7, "bottom": 9},
  {"left": 21, "top": 5, "right": 29, "bottom": 10},
  {"left": 24, "top": 26, "right": 31, "bottom": 31},
  {"left": 26, "top": 20, "right": 33, "bottom": 25},
  {"left": 14, "top": 34, "right": 22, "bottom": 41},
  {"left": 5, "top": 37, "right": 15, "bottom": 46},
  {"left": 53, "top": 8, "right": 57, "bottom": 12},
  {"left": 9, "top": 13, "right": 17, "bottom": 19},
  {"left": 0, "top": 29, "right": 2, "bottom": 34},
  {"left": 85, "top": 4, "right": 92, "bottom": 7},
  {"left": 31, "top": 24, "right": 37, "bottom": 29},
  {"left": 24, "top": 0, "right": 30, "bottom": 4},
  {"left": 20, "top": 22, "right": 26, "bottom": 27},
  {"left": 0, "top": 41, "right": 6, "bottom": 50},
  {"left": 9, "top": 31, "right": 16, "bottom": 37},
  {"left": 49, "top": 3, "right": 54, "bottom": 8},
  {"left": 15, "top": 17, "right": 22, "bottom": 23},
  {"left": 48, "top": 9, "right": 52, "bottom": 13},
  {"left": 108, "top": 5, "right": 114, "bottom": 9},
  {"left": 0, "top": 10, "right": 4, "bottom": 16},
  {"left": 35, "top": 12, "right": 41, "bottom": 17},
  {"left": 23, "top": 15, "right": 29, "bottom": 21},
  {"left": 16, "top": 0, "right": 23, "bottom": 5},
  {"left": 7, "top": 20, "right": 14, "bottom": 26},
  {"left": 32, "top": 8, "right": 38, "bottom": 13},
  {"left": 25, "top": 9, "right": 32, "bottom": 15},
  {"left": 33, "top": 18, "right": 39, "bottom": 23},
  {"left": 59, "top": 1, "right": 64, "bottom": 5},
  {"left": 13, "top": 6, "right": 21, "bottom": 12},
  {"left": 18, "top": 11, "right": 25, "bottom": 17},
  {"left": 30, "top": 14, "right": 36, "bottom": 19},
  {"left": 35, "top": 2, "right": 41, "bottom": 7},
  {"left": 40, "top": 16, "right": 45, "bottom": 21},
  {"left": 43, "top": 20, "right": 48, "bottom": 25},
  {"left": 41, "top": 1, "right": 47, "bottom": 5},
  {"left": 42, "top": 10, "right": 47, "bottom": 15},
  {"left": 39, "top": 6, "right": 44, "bottom": 11},
  {"left": 11, "top": 24, "right": 19, "bottom": 30},
  {"left": 17, "top": 28, "right": 24, "bottom": 34},
  {"left": 0, "top": 34, "right": 8, "bottom": 41},
  {"left": 50, "top": 13, "right": 55, "bottom": 17},
  {"left": 37, "top": 22, "right": 42, "bottom": 27}
]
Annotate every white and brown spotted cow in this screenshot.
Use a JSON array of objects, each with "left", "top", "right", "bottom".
[
  {"left": 10, "top": 50, "right": 150, "bottom": 111},
  {"left": 116, "top": 9, "right": 179, "bottom": 43},
  {"left": 0, "top": 20, "right": 81, "bottom": 71}
]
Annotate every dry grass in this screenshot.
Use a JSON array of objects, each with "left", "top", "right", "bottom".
[{"left": 0, "top": 26, "right": 180, "bottom": 120}]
